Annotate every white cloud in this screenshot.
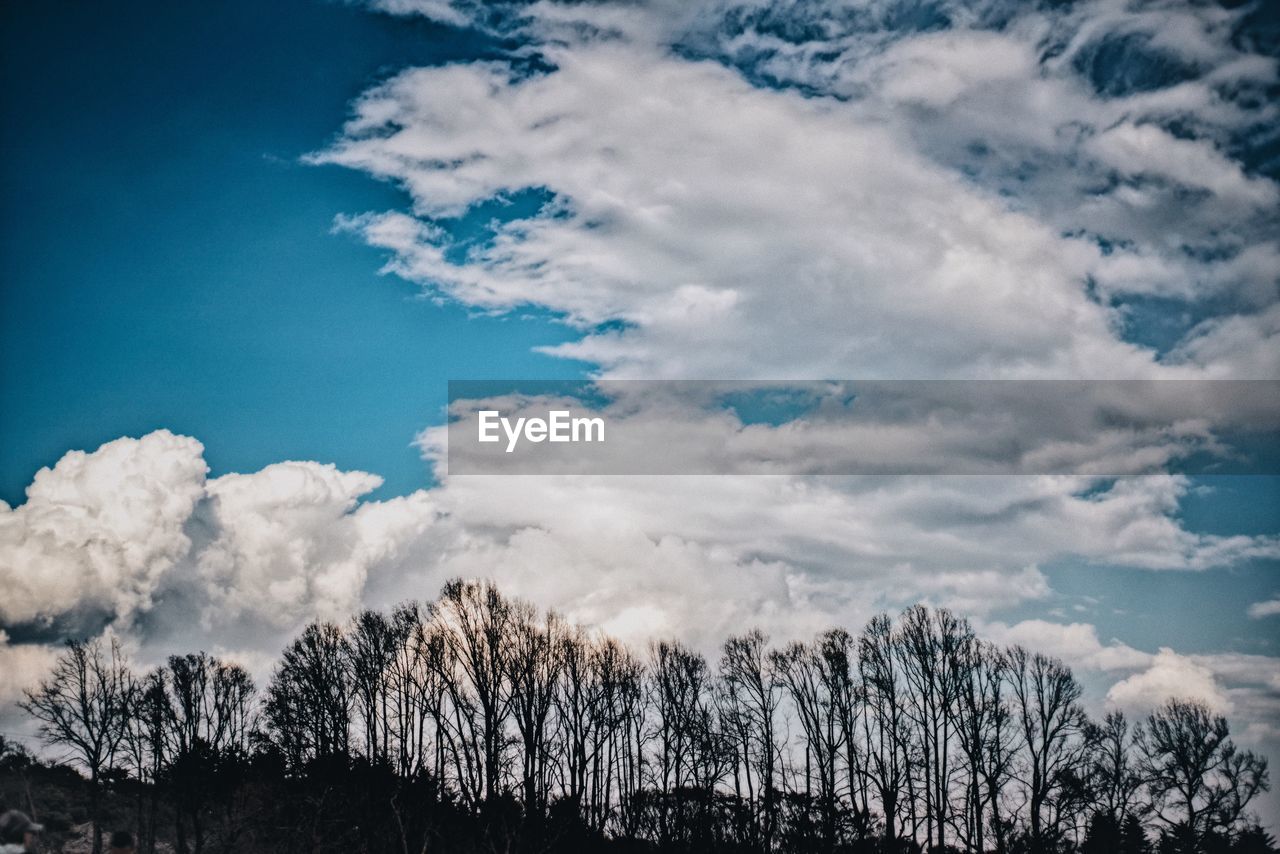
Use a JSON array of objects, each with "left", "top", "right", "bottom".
[
  {"left": 317, "top": 43, "right": 1170, "bottom": 380},
  {"left": 984, "top": 619, "right": 1150, "bottom": 672},
  {"left": 0, "top": 433, "right": 435, "bottom": 685},
  {"left": 1106, "top": 647, "right": 1232, "bottom": 714},
  {"left": 192, "top": 461, "right": 436, "bottom": 629},
  {"left": 0, "top": 430, "right": 208, "bottom": 628},
  {"left": 331, "top": 0, "right": 1278, "bottom": 378},
  {"left": 2, "top": 431, "right": 1272, "bottom": 676},
  {"left": 975, "top": 623, "right": 1280, "bottom": 756},
  {"left": 1085, "top": 122, "right": 1278, "bottom": 209},
  {"left": 1248, "top": 598, "right": 1280, "bottom": 619}
]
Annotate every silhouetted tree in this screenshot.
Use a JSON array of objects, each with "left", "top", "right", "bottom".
[
  {"left": 11, "top": 581, "right": 1278, "bottom": 854},
  {"left": 265, "top": 622, "right": 351, "bottom": 769},
  {"left": 1087, "top": 711, "right": 1143, "bottom": 829},
  {"left": 433, "top": 578, "right": 516, "bottom": 808},
  {"left": 20, "top": 636, "right": 135, "bottom": 854},
  {"left": 859, "top": 613, "right": 913, "bottom": 849},
  {"left": 720, "top": 629, "right": 781, "bottom": 851},
  {"left": 1139, "top": 699, "right": 1269, "bottom": 852}
]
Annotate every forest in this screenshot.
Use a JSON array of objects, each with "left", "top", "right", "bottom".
[{"left": 2, "top": 578, "right": 1273, "bottom": 854}]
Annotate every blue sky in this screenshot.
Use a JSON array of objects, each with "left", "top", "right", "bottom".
[
  {"left": 0, "top": 0, "right": 584, "bottom": 505},
  {"left": 3, "top": 0, "right": 1275, "bottom": 649},
  {"left": 1, "top": 0, "right": 1278, "bottom": 820}
]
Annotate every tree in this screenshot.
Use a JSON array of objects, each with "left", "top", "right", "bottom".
[
  {"left": 954, "top": 640, "right": 1016, "bottom": 854},
  {"left": 720, "top": 629, "right": 782, "bottom": 851},
  {"left": 1087, "top": 711, "right": 1143, "bottom": 828},
  {"left": 507, "top": 603, "right": 563, "bottom": 820},
  {"left": 20, "top": 636, "right": 135, "bottom": 854},
  {"left": 265, "top": 621, "right": 352, "bottom": 769},
  {"left": 122, "top": 670, "right": 170, "bottom": 854},
  {"left": 650, "top": 639, "right": 722, "bottom": 846},
  {"left": 858, "top": 613, "right": 912, "bottom": 848},
  {"left": 156, "top": 652, "right": 257, "bottom": 854},
  {"left": 895, "top": 605, "right": 973, "bottom": 850},
  {"left": 10, "top": 581, "right": 1278, "bottom": 854},
  {"left": 1140, "top": 699, "right": 1269, "bottom": 851},
  {"left": 1008, "top": 646, "right": 1088, "bottom": 853},
  {"left": 347, "top": 609, "right": 398, "bottom": 765},
  {"left": 433, "top": 578, "right": 516, "bottom": 806}
]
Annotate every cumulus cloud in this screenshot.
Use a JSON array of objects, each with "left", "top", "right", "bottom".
[
  {"left": 3, "top": 431, "right": 1273, "bottom": 684},
  {"left": 1106, "top": 646, "right": 1233, "bottom": 714},
  {"left": 983, "top": 619, "right": 1151, "bottom": 672},
  {"left": 977, "top": 622, "right": 1280, "bottom": 750},
  {"left": 0, "top": 432, "right": 437, "bottom": 695},
  {"left": 0, "top": 430, "right": 208, "bottom": 631},
  {"left": 191, "top": 462, "right": 436, "bottom": 630}
]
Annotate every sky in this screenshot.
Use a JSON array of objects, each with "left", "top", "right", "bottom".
[
  {"left": 0, "top": 0, "right": 585, "bottom": 505},
  {"left": 2, "top": 0, "right": 1279, "bottom": 826}
]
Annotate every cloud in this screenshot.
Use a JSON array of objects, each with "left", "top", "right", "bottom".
[
  {"left": 0, "top": 630, "right": 58, "bottom": 712},
  {"left": 980, "top": 621, "right": 1280, "bottom": 749},
  {"left": 1248, "top": 598, "right": 1280, "bottom": 619},
  {"left": 0, "top": 430, "right": 208, "bottom": 631},
  {"left": 983, "top": 619, "right": 1150, "bottom": 672},
  {"left": 331, "top": 0, "right": 1278, "bottom": 378},
  {"left": 1106, "top": 647, "right": 1232, "bottom": 714},
  {"left": 0, "top": 432, "right": 436, "bottom": 693},
  {"left": 316, "top": 44, "right": 1165, "bottom": 380},
  {"left": 191, "top": 462, "right": 436, "bottom": 630},
  {"left": 2, "top": 431, "right": 1273, "bottom": 680},
  {"left": 441, "top": 380, "right": 1280, "bottom": 477}
]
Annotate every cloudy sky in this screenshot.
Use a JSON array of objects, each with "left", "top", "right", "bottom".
[{"left": 1, "top": 0, "right": 1278, "bottom": 823}]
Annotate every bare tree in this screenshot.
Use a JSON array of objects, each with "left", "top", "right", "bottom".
[
  {"left": 507, "top": 602, "right": 564, "bottom": 818},
  {"left": 1008, "top": 646, "right": 1088, "bottom": 853},
  {"left": 14, "top": 581, "right": 1277, "bottom": 854},
  {"left": 895, "top": 605, "right": 973, "bottom": 850},
  {"left": 433, "top": 578, "right": 516, "bottom": 805},
  {"left": 649, "top": 640, "right": 722, "bottom": 846},
  {"left": 1087, "top": 711, "right": 1143, "bottom": 827},
  {"left": 348, "top": 609, "right": 398, "bottom": 766},
  {"left": 21, "top": 636, "right": 135, "bottom": 854},
  {"left": 265, "top": 622, "right": 352, "bottom": 769},
  {"left": 383, "top": 601, "right": 431, "bottom": 779},
  {"left": 122, "top": 669, "right": 169, "bottom": 854},
  {"left": 1139, "top": 699, "right": 1269, "bottom": 849},
  {"left": 858, "top": 613, "right": 913, "bottom": 848},
  {"left": 720, "top": 630, "right": 781, "bottom": 850},
  {"left": 953, "top": 640, "right": 1016, "bottom": 854},
  {"left": 156, "top": 652, "right": 257, "bottom": 854},
  {"left": 594, "top": 636, "right": 646, "bottom": 838},
  {"left": 770, "top": 633, "right": 848, "bottom": 847}
]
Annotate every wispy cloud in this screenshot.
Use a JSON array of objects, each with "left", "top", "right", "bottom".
[{"left": 326, "top": 0, "right": 1278, "bottom": 378}]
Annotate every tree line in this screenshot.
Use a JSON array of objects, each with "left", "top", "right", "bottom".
[{"left": 13, "top": 578, "right": 1273, "bottom": 854}]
